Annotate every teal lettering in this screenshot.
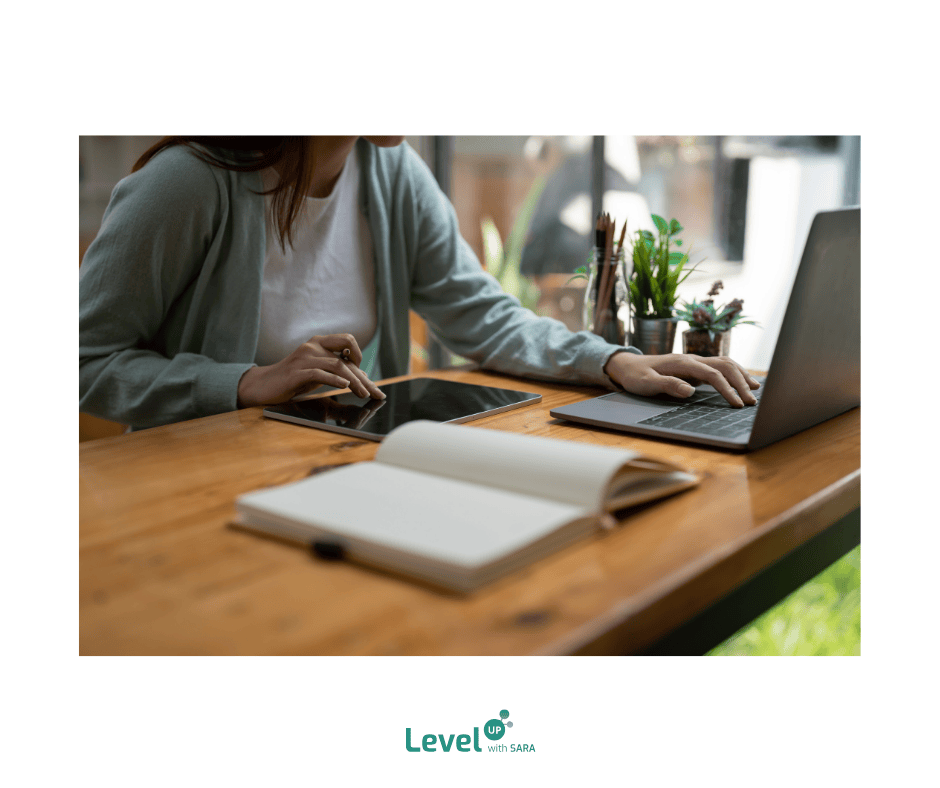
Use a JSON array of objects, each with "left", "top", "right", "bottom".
[{"left": 407, "top": 727, "right": 496, "bottom": 754}]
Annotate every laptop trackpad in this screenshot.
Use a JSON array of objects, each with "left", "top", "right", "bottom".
[{"left": 594, "top": 391, "right": 683, "bottom": 422}]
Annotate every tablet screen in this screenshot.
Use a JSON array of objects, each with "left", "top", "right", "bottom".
[{"left": 262, "top": 378, "right": 542, "bottom": 441}]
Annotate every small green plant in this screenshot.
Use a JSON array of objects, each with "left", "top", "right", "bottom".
[
  {"left": 675, "top": 280, "right": 759, "bottom": 341},
  {"left": 565, "top": 252, "right": 593, "bottom": 286},
  {"left": 628, "top": 214, "right": 699, "bottom": 320}
]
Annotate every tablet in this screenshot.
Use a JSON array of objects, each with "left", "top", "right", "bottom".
[{"left": 262, "top": 378, "right": 542, "bottom": 441}]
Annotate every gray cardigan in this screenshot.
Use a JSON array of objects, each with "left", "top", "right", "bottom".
[{"left": 79, "top": 139, "right": 633, "bottom": 429}]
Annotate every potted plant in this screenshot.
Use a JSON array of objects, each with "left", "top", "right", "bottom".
[
  {"left": 675, "top": 280, "right": 759, "bottom": 357},
  {"left": 626, "top": 214, "right": 698, "bottom": 354}
]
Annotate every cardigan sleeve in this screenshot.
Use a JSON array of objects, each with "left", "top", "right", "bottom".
[
  {"left": 403, "top": 148, "right": 638, "bottom": 388},
  {"left": 79, "top": 148, "right": 255, "bottom": 428}
]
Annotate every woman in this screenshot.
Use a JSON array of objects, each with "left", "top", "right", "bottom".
[{"left": 79, "top": 136, "right": 759, "bottom": 429}]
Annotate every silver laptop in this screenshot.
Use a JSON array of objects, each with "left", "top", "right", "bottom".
[{"left": 551, "top": 207, "right": 860, "bottom": 451}]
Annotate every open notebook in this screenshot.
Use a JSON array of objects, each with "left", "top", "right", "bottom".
[{"left": 234, "top": 421, "right": 699, "bottom": 592}]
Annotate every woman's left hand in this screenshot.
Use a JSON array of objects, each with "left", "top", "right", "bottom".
[{"left": 604, "top": 351, "right": 761, "bottom": 408}]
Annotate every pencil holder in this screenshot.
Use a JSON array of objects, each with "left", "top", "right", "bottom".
[{"left": 583, "top": 247, "right": 627, "bottom": 346}]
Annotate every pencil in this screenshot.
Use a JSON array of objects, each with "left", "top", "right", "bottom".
[
  {"left": 596, "top": 215, "right": 615, "bottom": 335},
  {"left": 598, "top": 217, "right": 625, "bottom": 335},
  {"left": 616, "top": 219, "right": 628, "bottom": 254},
  {"left": 593, "top": 213, "right": 606, "bottom": 323}
]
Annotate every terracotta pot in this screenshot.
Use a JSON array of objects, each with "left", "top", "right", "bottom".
[{"left": 682, "top": 328, "right": 731, "bottom": 357}]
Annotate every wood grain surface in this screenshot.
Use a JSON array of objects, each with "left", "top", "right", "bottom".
[{"left": 80, "top": 368, "right": 861, "bottom": 655}]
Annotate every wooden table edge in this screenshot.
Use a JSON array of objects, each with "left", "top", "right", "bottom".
[
  {"left": 80, "top": 367, "right": 860, "bottom": 656},
  {"left": 537, "top": 468, "right": 861, "bottom": 655}
]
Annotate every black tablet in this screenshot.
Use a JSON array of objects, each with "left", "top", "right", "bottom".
[{"left": 262, "top": 378, "right": 542, "bottom": 441}]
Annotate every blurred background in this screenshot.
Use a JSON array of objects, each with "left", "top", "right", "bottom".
[{"left": 79, "top": 135, "right": 861, "bottom": 435}]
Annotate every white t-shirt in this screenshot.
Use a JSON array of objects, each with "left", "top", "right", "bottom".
[{"left": 254, "top": 151, "right": 377, "bottom": 367}]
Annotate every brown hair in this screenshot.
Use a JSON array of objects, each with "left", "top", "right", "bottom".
[{"left": 133, "top": 136, "right": 316, "bottom": 249}]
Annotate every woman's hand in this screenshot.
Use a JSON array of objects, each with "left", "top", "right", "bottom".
[
  {"left": 604, "top": 351, "right": 761, "bottom": 408},
  {"left": 237, "top": 333, "right": 386, "bottom": 408}
]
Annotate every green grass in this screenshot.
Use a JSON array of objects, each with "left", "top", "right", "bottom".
[{"left": 707, "top": 546, "right": 860, "bottom": 656}]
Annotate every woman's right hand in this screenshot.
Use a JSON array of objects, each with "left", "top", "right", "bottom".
[{"left": 237, "top": 333, "right": 386, "bottom": 408}]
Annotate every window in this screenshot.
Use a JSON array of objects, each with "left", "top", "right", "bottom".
[
  {"left": 79, "top": 135, "right": 861, "bottom": 373},
  {"left": 440, "top": 134, "right": 860, "bottom": 371}
]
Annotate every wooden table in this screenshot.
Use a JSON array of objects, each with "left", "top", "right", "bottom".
[{"left": 80, "top": 368, "right": 861, "bottom": 655}]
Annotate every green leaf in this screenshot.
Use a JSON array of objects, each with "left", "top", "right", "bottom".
[
  {"left": 634, "top": 244, "right": 652, "bottom": 277},
  {"left": 669, "top": 218, "right": 683, "bottom": 235},
  {"left": 480, "top": 218, "right": 503, "bottom": 274},
  {"left": 565, "top": 263, "right": 588, "bottom": 285},
  {"left": 628, "top": 280, "right": 641, "bottom": 312},
  {"left": 480, "top": 175, "right": 545, "bottom": 313},
  {"left": 649, "top": 277, "right": 664, "bottom": 313},
  {"left": 652, "top": 214, "right": 668, "bottom": 235},
  {"left": 637, "top": 229, "right": 655, "bottom": 247},
  {"left": 676, "top": 260, "right": 705, "bottom": 286},
  {"left": 669, "top": 257, "right": 688, "bottom": 290},
  {"left": 668, "top": 251, "right": 687, "bottom": 267},
  {"left": 503, "top": 175, "right": 546, "bottom": 269}
]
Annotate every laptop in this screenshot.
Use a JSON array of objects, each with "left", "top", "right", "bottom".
[{"left": 550, "top": 207, "right": 860, "bottom": 451}]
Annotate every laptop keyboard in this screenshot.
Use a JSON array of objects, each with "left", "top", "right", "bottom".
[{"left": 637, "top": 389, "right": 764, "bottom": 439}]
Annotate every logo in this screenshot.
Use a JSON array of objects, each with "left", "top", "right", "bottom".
[
  {"left": 483, "top": 709, "right": 512, "bottom": 741},
  {"left": 405, "top": 708, "right": 535, "bottom": 753}
]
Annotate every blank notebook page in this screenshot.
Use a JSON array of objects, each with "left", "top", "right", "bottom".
[{"left": 238, "top": 462, "right": 584, "bottom": 569}]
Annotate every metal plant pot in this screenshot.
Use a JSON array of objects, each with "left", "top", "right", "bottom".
[
  {"left": 631, "top": 317, "right": 678, "bottom": 355},
  {"left": 682, "top": 328, "right": 731, "bottom": 357}
]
